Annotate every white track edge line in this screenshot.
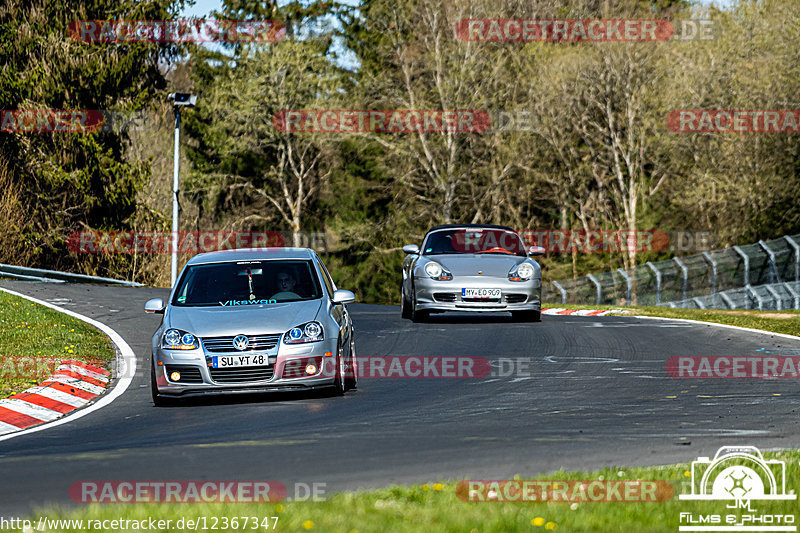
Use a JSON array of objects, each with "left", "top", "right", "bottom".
[{"left": 0, "top": 286, "right": 136, "bottom": 442}]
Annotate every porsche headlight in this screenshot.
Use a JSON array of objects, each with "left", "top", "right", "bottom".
[
  {"left": 162, "top": 329, "right": 199, "bottom": 350},
  {"left": 284, "top": 321, "right": 324, "bottom": 344},
  {"left": 517, "top": 263, "right": 534, "bottom": 280},
  {"left": 509, "top": 262, "right": 535, "bottom": 282},
  {"left": 424, "top": 261, "right": 452, "bottom": 281}
]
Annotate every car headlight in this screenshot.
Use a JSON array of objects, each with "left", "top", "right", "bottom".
[
  {"left": 509, "top": 262, "right": 535, "bottom": 281},
  {"left": 284, "top": 321, "right": 324, "bottom": 344},
  {"left": 424, "top": 261, "right": 452, "bottom": 281},
  {"left": 162, "top": 329, "right": 199, "bottom": 350}
]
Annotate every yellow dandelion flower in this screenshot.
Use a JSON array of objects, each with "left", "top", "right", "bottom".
[
  {"left": 302, "top": 520, "right": 314, "bottom": 530},
  {"left": 532, "top": 517, "right": 545, "bottom": 527}
]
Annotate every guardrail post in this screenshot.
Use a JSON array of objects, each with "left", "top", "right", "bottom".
[
  {"left": 785, "top": 236, "right": 800, "bottom": 282},
  {"left": 745, "top": 285, "right": 764, "bottom": 310},
  {"left": 783, "top": 282, "right": 800, "bottom": 309},
  {"left": 720, "top": 291, "right": 736, "bottom": 309},
  {"left": 764, "top": 284, "right": 782, "bottom": 310},
  {"left": 552, "top": 281, "right": 567, "bottom": 304},
  {"left": 702, "top": 252, "right": 717, "bottom": 294},
  {"left": 733, "top": 245, "right": 750, "bottom": 287},
  {"left": 758, "top": 240, "right": 779, "bottom": 283},
  {"left": 646, "top": 262, "right": 662, "bottom": 305},
  {"left": 617, "top": 268, "right": 632, "bottom": 305},
  {"left": 586, "top": 274, "right": 602, "bottom": 305},
  {"left": 673, "top": 257, "right": 689, "bottom": 302}
]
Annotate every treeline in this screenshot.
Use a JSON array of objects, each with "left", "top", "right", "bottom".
[{"left": 2, "top": 0, "right": 799, "bottom": 304}]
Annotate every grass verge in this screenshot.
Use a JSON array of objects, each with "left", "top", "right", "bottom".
[
  {"left": 0, "top": 290, "right": 115, "bottom": 398},
  {"left": 27, "top": 450, "right": 800, "bottom": 532}
]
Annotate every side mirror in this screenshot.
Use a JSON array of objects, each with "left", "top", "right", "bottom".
[
  {"left": 144, "top": 298, "right": 165, "bottom": 314},
  {"left": 332, "top": 289, "right": 356, "bottom": 305},
  {"left": 528, "top": 246, "right": 546, "bottom": 256},
  {"left": 402, "top": 244, "right": 420, "bottom": 254}
]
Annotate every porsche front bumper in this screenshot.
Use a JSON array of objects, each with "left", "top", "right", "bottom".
[{"left": 413, "top": 275, "right": 541, "bottom": 312}]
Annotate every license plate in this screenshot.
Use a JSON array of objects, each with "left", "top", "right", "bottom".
[
  {"left": 462, "top": 288, "right": 501, "bottom": 299},
  {"left": 212, "top": 354, "right": 269, "bottom": 368}
]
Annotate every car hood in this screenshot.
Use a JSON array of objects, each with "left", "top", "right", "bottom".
[
  {"left": 165, "top": 299, "right": 324, "bottom": 337},
  {"left": 428, "top": 254, "right": 528, "bottom": 277}
]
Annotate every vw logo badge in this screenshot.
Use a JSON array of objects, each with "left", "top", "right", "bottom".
[{"left": 232, "top": 335, "right": 250, "bottom": 351}]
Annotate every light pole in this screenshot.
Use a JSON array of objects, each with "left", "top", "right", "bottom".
[{"left": 168, "top": 92, "right": 196, "bottom": 287}]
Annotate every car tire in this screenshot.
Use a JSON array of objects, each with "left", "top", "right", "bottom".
[
  {"left": 333, "top": 341, "right": 346, "bottom": 396},
  {"left": 401, "top": 286, "right": 412, "bottom": 320},
  {"left": 151, "top": 364, "right": 174, "bottom": 407},
  {"left": 512, "top": 310, "right": 541, "bottom": 322},
  {"left": 410, "top": 288, "right": 429, "bottom": 323}
]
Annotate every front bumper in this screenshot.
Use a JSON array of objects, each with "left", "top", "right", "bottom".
[
  {"left": 414, "top": 275, "right": 541, "bottom": 312},
  {"left": 153, "top": 338, "right": 338, "bottom": 396}
]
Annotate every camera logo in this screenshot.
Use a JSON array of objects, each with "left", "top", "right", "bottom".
[
  {"left": 680, "top": 446, "right": 794, "bottom": 501},
  {"left": 678, "top": 446, "right": 796, "bottom": 532}
]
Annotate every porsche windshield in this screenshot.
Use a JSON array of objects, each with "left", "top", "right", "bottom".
[
  {"left": 172, "top": 260, "right": 322, "bottom": 306},
  {"left": 422, "top": 229, "right": 527, "bottom": 256}
]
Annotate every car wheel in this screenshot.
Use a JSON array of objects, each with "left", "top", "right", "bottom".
[
  {"left": 345, "top": 334, "right": 358, "bottom": 390},
  {"left": 512, "top": 310, "right": 541, "bottom": 322},
  {"left": 401, "top": 286, "right": 412, "bottom": 319},
  {"left": 333, "top": 341, "right": 346, "bottom": 395},
  {"left": 410, "top": 288, "right": 429, "bottom": 323},
  {"left": 151, "top": 364, "right": 173, "bottom": 407}
]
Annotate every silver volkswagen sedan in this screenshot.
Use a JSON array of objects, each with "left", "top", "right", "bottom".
[
  {"left": 401, "top": 224, "right": 544, "bottom": 322},
  {"left": 145, "top": 248, "right": 357, "bottom": 405}
]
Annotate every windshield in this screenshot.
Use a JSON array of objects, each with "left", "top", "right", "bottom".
[
  {"left": 422, "top": 229, "right": 527, "bottom": 257},
  {"left": 171, "top": 260, "right": 322, "bottom": 307}
]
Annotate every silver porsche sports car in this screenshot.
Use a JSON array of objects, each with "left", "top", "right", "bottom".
[
  {"left": 401, "top": 224, "right": 544, "bottom": 322},
  {"left": 145, "top": 248, "right": 357, "bottom": 405}
]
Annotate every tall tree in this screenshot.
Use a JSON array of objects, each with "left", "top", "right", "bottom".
[{"left": 0, "top": 0, "right": 183, "bottom": 276}]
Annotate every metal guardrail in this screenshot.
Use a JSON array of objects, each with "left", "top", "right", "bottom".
[
  {"left": 543, "top": 234, "right": 800, "bottom": 309},
  {"left": 665, "top": 281, "right": 800, "bottom": 311},
  {"left": 0, "top": 264, "right": 143, "bottom": 287}
]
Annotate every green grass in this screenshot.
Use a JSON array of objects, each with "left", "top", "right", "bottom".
[
  {"left": 544, "top": 302, "right": 800, "bottom": 337},
  {"left": 0, "top": 291, "right": 115, "bottom": 398},
  {"left": 24, "top": 450, "right": 800, "bottom": 532}
]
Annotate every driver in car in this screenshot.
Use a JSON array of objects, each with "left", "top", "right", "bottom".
[{"left": 272, "top": 270, "right": 301, "bottom": 299}]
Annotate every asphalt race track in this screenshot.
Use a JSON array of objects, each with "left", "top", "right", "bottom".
[{"left": 1, "top": 280, "right": 799, "bottom": 514}]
